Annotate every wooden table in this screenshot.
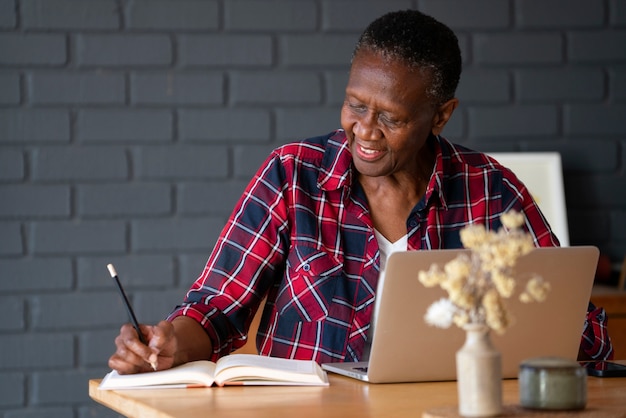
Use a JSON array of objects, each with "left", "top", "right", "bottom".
[{"left": 89, "top": 373, "right": 626, "bottom": 418}]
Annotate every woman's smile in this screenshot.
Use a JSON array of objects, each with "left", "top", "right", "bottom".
[{"left": 355, "top": 142, "right": 386, "bottom": 161}]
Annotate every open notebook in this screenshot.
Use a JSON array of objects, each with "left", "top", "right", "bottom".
[{"left": 321, "top": 246, "right": 599, "bottom": 383}]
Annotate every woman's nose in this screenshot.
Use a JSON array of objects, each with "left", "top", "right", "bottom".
[{"left": 353, "top": 111, "right": 381, "bottom": 140}]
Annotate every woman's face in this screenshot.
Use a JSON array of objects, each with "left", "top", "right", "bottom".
[{"left": 341, "top": 49, "right": 456, "bottom": 179}]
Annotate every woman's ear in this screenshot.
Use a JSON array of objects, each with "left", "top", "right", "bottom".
[{"left": 431, "top": 98, "right": 459, "bottom": 136}]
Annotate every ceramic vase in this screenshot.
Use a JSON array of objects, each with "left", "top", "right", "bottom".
[{"left": 456, "top": 323, "right": 503, "bottom": 417}]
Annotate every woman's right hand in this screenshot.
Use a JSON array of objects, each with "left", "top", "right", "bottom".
[
  {"left": 108, "top": 316, "right": 213, "bottom": 375},
  {"left": 108, "top": 320, "right": 177, "bottom": 375}
]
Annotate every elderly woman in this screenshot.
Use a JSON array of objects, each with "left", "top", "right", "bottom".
[{"left": 109, "top": 9, "right": 612, "bottom": 374}]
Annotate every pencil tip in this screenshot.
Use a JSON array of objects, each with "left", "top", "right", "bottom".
[{"left": 107, "top": 263, "right": 117, "bottom": 278}]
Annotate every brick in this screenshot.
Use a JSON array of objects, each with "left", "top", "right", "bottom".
[
  {"left": 179, "top": 109, "right": 271, "bottom": 142},
  {"left": 0, "top": 222, "right": 22, "bottom": 255},
  {"left": 0, "top": 185, "right": 70, "bottom": 218},
  {"left": 565, "top": 104, "right": 626, "bottom": 136},
  {"left": 32, "top": 292, "right": 127, "bottom": 329},
  {"left": 521, "top": 139, "right": 619, "bottom": 174},
  {"left": 325, "top": 71, "right": 350, "bottom": 105},
  {"left": 565, "top": 174, "right": 626, "bottom": 208},
  {"left": 569, "top": 31, "right": 626, "bottom": 62},
  {"left": 0, "top": 34, "right": 66, "bottom": 66},
  {"left": 32, "top": 369, "right": 107, "bottom": 405},
  {"left": 322, "top": 0, "right": 411, "bottom": 31},
  {"left": 78, "top": 183, "right": 171, "bottom": 217},
  {"left": 77, "top": 254, "right": 174, "bottom": 289},
  {"left": 440, "top": 110, "right": 464, "bottom": 139},
  {"left": 0, "top": 73, "right": 20, "bottom": 104},
  {"left": 464, "top": 139, "right": 513, "bottom": 154},
  {"left": 21, "top": 0, "right": 119, "bottom": 30},
  {"left": 226, "top": 0, "right": 316, "bottom": 31},
  {"left": 178, "top": 180, "right": 248, "bottom": 216},
  {"left": 567, "top": 208, "right": 610, "bottom": 242},
  {"left": 275, "top": 107, "right": 341, "bottom": 141},
  {"left": 233, "top": 144, "right": 277, "bottom": 179},
  {"left": 0, "top": 0, "right": 16, "bottom": 28},
  {"left": 77, "top": 109, "right": 173, "bottom": 142},
  {"left": 0, "top": 148, "right": 24, "bottom": 180},
  {"left": 179, "top": 253, "right": 212, "bottom": 286},
  {"left": 128, "top": 0, "right": 218, "bottom": 30},
  {"left": 0, "top": 334, "right": 73, "bottom": 369},
  {"left": 420, "top": 0, "right": 509, "bottom": 30},
  {"left": 611, "top": 211, "right": 626, "bottom": 240},
  {"left": 282, "top": 35, "right": 356, "bottom": 67},
  {"left": 131, "top": 217, "right": 224, "bottom": 251},
  {"left": 0, "top": 110, "right": 70, "bottom": 143},
  {"left": 135, "top": 145, "right": 229, "bottom": 179},
  {"left": 516, "top": 69, "right": 604, "bottom": 102},
  {"left": 456, "top": 70, "right": 510, "bottom": 103},
  {"left": 611, "top": 0, "right": 626, "bottom": 26},
  {"left": 31, "top": 146, "right": 128, "bottom": 181},
  {"left": 135, "top": 289, "right": 185, "bottom": 323},
  {"left": 0, "top": 372, "right": 24, "bottom": 407},
  {"left": 0, "top": 258, "right": 72, "bottom": 291},
  {"left": 516, "top": 0, "right": 604, "bottom": 28},
  {"left": 0, "top": 297, "right": 24, "bottom": 331},
  {"left": 76, "top": 34, "right": 172, "bottom": 67},
  {"left": 468, "top": 105, "right": 558, "bottom": 138},
  {"left": 623, "top": 139, "right": 626, "bottom": 174},
  {"left": 180, "top": 34, "right": 273, "bottom": 67},
  {"left": 612, "top": 68, "right": 626, "bottom": 101},
  {"left": 29, "top": 72, "right": 124, "bottom": 105},
  {"left": 231, "top": 72, "right": 321, "bottom": 104},
  {"left": 79, "top": 329, "right": 118, "bottom": 367},
  {"left": 474, "top": 33, "right": 562, "bottom": 65},
  {"left": 80, "top": 404, "right": 122, "bottom": 418},
  {"left": 30, "top": 220, "right": 126, "bottom": 255},
  {"left": 5, "top": 406, "right": 75, "bottom": 418},
  {"left": 131, "top": 72, "right": 223, "bottom": 105}
]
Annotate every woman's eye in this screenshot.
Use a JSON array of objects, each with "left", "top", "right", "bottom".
[
  {"left": 348, "top": 102, "right": 366, "bottom": 112},
  {"left": 379, "top": 114, "right": 399, "bottom": 127}
]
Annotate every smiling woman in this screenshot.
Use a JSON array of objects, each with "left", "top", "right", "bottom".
[{"left": 107, "top": 9, "right": 612, "bottom": 381}]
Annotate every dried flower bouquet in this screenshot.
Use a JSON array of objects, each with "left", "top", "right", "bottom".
[{"left": 418, "top": 211, "right": 551, "bottom": 333}]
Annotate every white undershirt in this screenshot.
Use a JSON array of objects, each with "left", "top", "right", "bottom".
[{"left": 362, "top": 229, "right": 408, "bottom": 361}]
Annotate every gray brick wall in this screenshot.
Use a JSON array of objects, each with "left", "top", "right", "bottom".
[{"left": 0, "top": 1, "right": 624, "bottom": 417}]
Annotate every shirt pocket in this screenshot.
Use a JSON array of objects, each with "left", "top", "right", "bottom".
[{"left": 274, "top": 245, "right": 343, "bottom": 323}]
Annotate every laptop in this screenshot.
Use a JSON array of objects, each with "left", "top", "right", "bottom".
[{"left": 321, "top": 246, "right": 599, "bottom": 383}]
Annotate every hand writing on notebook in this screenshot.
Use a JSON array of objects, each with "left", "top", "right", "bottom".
[{"left": 110, "top": 314, "right": 221, "bottom": 375}]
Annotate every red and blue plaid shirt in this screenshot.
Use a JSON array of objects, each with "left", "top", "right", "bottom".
[{"left": 168, "top": 130, "right": 612, "bottom": 363}]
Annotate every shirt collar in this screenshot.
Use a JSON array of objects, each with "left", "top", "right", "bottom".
[
  {"left": 425, "top": 135, "right": 451, "bottom": 210},
  {"left": 317, "top": 130, "right": 353, "bottom": 191}
]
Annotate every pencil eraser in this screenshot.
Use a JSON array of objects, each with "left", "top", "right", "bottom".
[{"left": 106, "top": 264, "right": 117, "bottom": 278}]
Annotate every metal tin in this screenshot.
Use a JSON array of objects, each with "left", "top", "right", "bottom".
[{"left": 519, "top": 356, "right": 587, "bottom": 410}]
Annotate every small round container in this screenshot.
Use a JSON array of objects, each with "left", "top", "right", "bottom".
[{"left": 519, "top": 356, "right": 587, "bottom": 410}]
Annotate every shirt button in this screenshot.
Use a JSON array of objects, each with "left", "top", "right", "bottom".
[
  {"left": 302, "top": 264, "right": 311, "bottom": 272},
  {"left": 409, "top": 220, "right": 418, "bottom": 228}
]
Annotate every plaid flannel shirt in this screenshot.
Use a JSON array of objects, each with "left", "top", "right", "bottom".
[{"left": 168, "top": 130, "right": 612, "bottom": 363}]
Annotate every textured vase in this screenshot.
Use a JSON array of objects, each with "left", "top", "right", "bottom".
[{"left": 456, "top": 323, "right": 503, "bottom": 417}]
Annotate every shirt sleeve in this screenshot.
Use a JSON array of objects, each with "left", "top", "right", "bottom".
[
  {"left": 580, "top": 302, "right": 614, "bottom": 361},
  {"left": 167, "top": 151, "right": 290, "bottom": 360}
]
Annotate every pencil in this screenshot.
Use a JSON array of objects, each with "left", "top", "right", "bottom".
[{"left": 107, "top": 263, "right": 157, "bottom": 371}]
